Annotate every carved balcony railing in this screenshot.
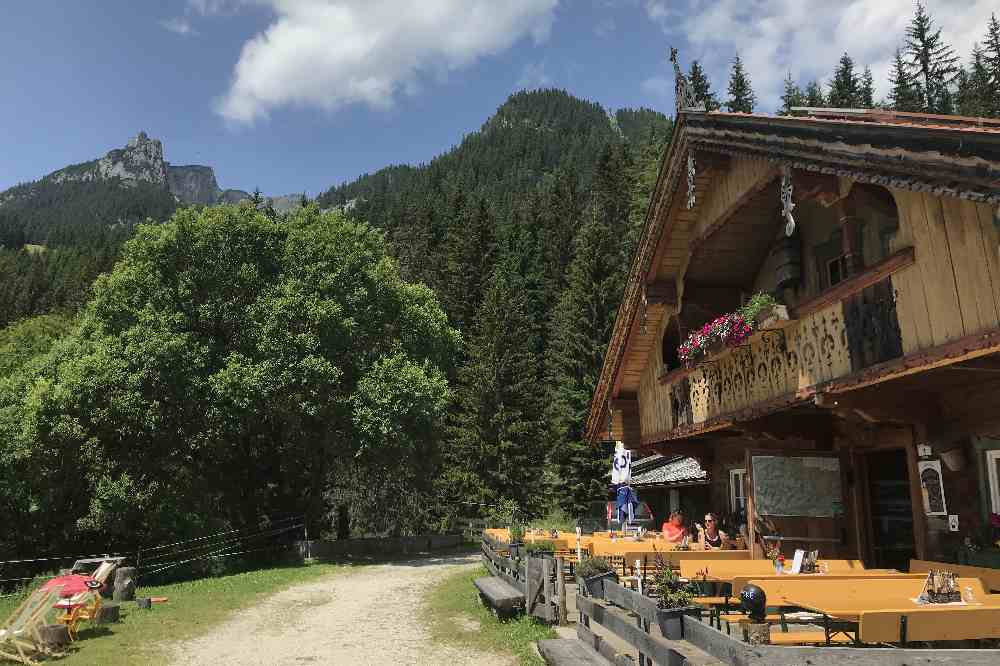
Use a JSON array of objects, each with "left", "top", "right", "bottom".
[{"left": 843, "top": 278, "right": 903, "bottom": 370}]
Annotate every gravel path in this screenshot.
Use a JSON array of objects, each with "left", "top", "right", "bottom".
[{"left": 168, "top": 553, "right": 513, "bottom": 666}]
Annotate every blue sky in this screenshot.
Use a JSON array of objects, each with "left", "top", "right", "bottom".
[{"left": 2, "top": 1, "right": 994, "bottom": 197}]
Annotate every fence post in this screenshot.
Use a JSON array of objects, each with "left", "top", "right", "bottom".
[
  {"left": 543, "top": 558, "right": 554, "bottom": 623},
  {"left": 556, "top": 557, "right": 567, "bottom": 625}
]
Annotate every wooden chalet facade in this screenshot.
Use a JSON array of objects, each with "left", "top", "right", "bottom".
[{"left": 587, "top": 107, "right": 1000, "bottom": 569}]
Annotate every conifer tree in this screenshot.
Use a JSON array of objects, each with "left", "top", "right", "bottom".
[
  {"left": 983, "top": 14, "right": 1000, "bottom": 116},
  {"left": 725, "top": 55, "right": 756, "bottom": 113},
  {"left": 779, "top": 72, "right": 805, "bottom": 115},
  {"left": 859, "top": 66, "right": 876, "bottom": 108},
  {"left": 828, "top": 53, "right": 860, "bottom": 108},
  {"left": 441, "top": 193, "right": 496, "bottom": 331},
  {"left": 889, "top": 48, "right": 924, "bottom": 112},
  {"left": 956, "top": 45, "right": 993, "bottom": 117},
  {"left": 904, "top": 2, "right": 959, "bottom": 112},
  {"left": 804, "top": 80, "right": 826, "bottom": 107},
  {"left": 448, "top": 256, "right": 546, "bottom": 514},
  {"left": 688, "top": 60, "right": 720, "bottom": 111},
  {"left": 546, "top": 145, "right": 633, "bottom": 514}
]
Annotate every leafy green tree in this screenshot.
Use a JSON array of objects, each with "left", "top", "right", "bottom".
[
  {"left": 779, "top": 72, "right": 805, "bottom": 115},
  {"left": 0, "top": 203, "right": 459, "bottom": 554},
  {"left": 904, "top": 2, "right": 959, "bottom": 112},
  {"left": 889, "top": 48, "right": 925, "bottom": 111},
  {"left": 689, "top": 61, "right": 721, "bottom": 111},
  {"left": 828, "top": 53, "right": 860, "bottom": 108},
  {"left": 725, "top": 55, "right": 756, "bottom": 113}
]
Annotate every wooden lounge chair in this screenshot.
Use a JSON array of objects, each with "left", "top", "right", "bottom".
[
  {"left": 0, "top": 585, "right": 64, "bottom": 665},
  {"left": 55, "top": 591, "right": 102, "bottom": 640}
]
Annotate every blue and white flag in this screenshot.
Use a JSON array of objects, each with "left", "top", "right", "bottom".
[{"left": 611, "top": 441, "right": 631, "bottom": 485}]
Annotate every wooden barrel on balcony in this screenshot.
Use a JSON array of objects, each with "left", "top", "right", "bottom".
[{"left": 774, "top": 235, "right": 802, "bottom": 291}]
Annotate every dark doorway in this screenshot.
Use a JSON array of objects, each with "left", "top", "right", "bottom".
[{"left": 865, "top": 449, "right": 916, "bottom": 570}]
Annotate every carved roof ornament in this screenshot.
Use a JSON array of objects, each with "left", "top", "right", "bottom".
[
  {"left": 670, "top": 47, "right": 700, "bottom": 114},
  {"left": 686, "top": 153, "right": 697, "bottom": 210},
  {"left": 781, "top": 166, "right": 796, "bottom": 236}
]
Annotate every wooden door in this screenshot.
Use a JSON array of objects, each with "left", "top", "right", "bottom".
[{"left": 745, "top": 450, "right": 852, "bottom": 559}]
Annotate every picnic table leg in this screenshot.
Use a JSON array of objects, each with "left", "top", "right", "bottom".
[{"left": 899, "top": 615, "right": 907, "bottom": 647}]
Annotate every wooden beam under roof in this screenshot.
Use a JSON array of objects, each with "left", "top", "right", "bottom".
[{"left": 643, "top": 280, "right": 677, "bottom": 306}]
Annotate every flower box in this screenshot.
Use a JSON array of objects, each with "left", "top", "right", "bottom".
[
  {"left": 755, "top": 303, "right": 794, "bottom": 330},
  {"left": 577, "top": 571, "right": 617, "bottom": 598},
  {"left": 655, "top": 606, "right": 703, "bottom": 640}
]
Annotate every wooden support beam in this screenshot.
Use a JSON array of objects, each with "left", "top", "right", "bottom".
[
  {"left": 791, "top": 171, "right": 845, "bottom": 207},
  {"left": 792, "top": 246, "right": 915, "bottom": 318}
]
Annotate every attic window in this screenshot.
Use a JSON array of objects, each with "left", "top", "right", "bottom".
[{"left": 826, "top": 255, "right": 848, "bottom": 288}]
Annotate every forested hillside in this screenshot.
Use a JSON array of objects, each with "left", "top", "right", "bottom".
[{"left": 319, "top": 89, "right": 673, "bottom": 522}]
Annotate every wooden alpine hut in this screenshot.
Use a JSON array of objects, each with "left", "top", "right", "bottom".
[{"left": 586, "top": 74, "right": 1000, "bottom": 571}]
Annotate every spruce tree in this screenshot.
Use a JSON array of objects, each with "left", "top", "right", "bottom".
[
  {"left": 441, "top": 193, "right": 496, "bottom": 331},
  {"left": 779, "top": 72, "right": 805, "bottom": 115},
  {"left": 904, "top": 2, "right": 959, "bottom": 113},
  {"left": 546, "top": 145, "right": 633, "bottom": 514},
  {"left": 828, "top": 53, "right": 860, "bottom": 108},
  {"left": 804, "top": 80, "right": 826, "bottom": 107},
  {"left": 859, "top": 66, "right": 876, "bottom": 108},
  {"left": 448, "top": 256, "right": 546, "bottom": 515},
  {"left": 956, "top": 45, "right": 993, "bottom": 117},
  {"left": 889, "top": 48, "right": 924, "bottom": 112},
  {"left": 983, "top": 14, "right": 1000, "bottom": 116},
  {"left": 688, "top": 60, "right": 720, "bottom": 111},
  {"left": 725, "top": 55, "right": 756, "bottom": 113}
]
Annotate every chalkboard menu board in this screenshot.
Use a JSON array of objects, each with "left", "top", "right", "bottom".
[{"left": 751, "top": 455, "right": 843, "bottom": 518}]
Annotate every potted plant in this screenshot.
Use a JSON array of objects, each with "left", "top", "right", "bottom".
[
  {"left": 765, "top": 545, "right": 784, "bottom": 574},
  {"left": 508, "top": 523, "right": 525, "bottom": 559},
  {"left": 575, "top": 557, "right": 617, "bottom": 598},
  {"left": 524, "top": 540, "right": 555, "bottom": 558},
  {"left": 650, "top": 549, "right": 701, "bottom": 640}
]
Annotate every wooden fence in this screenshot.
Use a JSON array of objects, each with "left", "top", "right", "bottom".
[
  {"left": 576, "top": 578, "right": 1000, "bottom": 666},
  {"left": 481, "top": 532, "right": 568, "bottom": 624}
]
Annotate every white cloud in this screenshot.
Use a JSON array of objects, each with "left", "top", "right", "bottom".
[
  {"left": 518, "top": 62, "right": 553, "bottom": 89},
  {"left": 160, "top": 16, "right": 198, "bottom": 35},
  {"left": 641, "top": 76, "right": 672, "bottom": 100},
  {"left": 646, "top": 0, "right": 997, "bottom": 112},
  {"left": 209, "top": 0, "right": 559, "bottom": 124}
]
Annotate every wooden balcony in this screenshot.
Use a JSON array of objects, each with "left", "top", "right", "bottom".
[{"left": 639, "top": 275, "right": 906, "bottom": 444}]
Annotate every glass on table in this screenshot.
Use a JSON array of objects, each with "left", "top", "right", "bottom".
[{"left": 963, "top": 586, "right": 977, "bottom": 604}]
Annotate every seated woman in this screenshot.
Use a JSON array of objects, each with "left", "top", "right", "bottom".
[
  {"left": 698, "top": 512, "right": 728, "bottom": 550},
  {"left": 661, "top": 511, "right": 688, "bottom": 543}
]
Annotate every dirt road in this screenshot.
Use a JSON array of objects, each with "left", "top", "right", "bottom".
[{"left": 168, "top": 553, "right": 512, "bottom": 666}]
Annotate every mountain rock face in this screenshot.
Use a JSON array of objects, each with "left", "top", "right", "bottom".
[
  {"left": 51, "top": 132, "right": 169, "bottom": 187},
  {"left": 166, "top": 165, "right": 220, "bottom": 205},
  {"left": 43, "top": 132, "right": 248, "bottom": 206}
]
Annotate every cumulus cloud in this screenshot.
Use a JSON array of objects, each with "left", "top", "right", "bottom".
[
  {"left": 160, "top": 16, "right": 198, "bottom": 35},
  {"left": 210, "top": 0, "right": 559, "bottom": 124},
  {"left": 646, "top": 0, "right": 997, "bottom": 111}
]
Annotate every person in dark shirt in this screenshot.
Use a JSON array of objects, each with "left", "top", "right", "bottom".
[{"left": 698, "top": 512, "right": 728, "bottom": 550}]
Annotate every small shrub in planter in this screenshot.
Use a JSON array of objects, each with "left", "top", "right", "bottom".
[
  {"left": 508, "top": 523, "right": 525, "bottom": 558},
  {"left": 650, "top": 548, "right": 702, "bottom": 640},
  {"left": 575, "top": 557, "right": 617, "bottom": 597},
  {"left": 524, "top": 540, "right": 555, "bottom": 557}
]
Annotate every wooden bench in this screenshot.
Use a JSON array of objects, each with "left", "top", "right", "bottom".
[
  {"left": 537, "top": 638, "right": 610, "bottom": 665},
  {"left": 910, "top": 559, "right": 1000, "bottom": 593},
  {"left": 473, "top": 576, "right": 524, "bottom": 617},
  {"left": 768, "top": 629, "right": 854, "bottom": 645}
]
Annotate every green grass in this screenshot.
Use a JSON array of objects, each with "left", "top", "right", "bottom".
[
  {"left": 0, "top": 561, "right": 351, "bottom": 665},
  {"left": 423, "top": 565, "right": 556, "bottom": 665}
]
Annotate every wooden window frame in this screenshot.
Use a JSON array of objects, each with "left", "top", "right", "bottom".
[
  {"left": 730, "top": 468, "right": 747, "bottom": 514},
  {"left": 987, "top": 450, "right": 1000, "bottom": 515}
]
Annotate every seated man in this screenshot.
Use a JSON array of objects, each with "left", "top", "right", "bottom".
[
  {"left": 697, "top": 512, "right": 729, "bottom": 550},
  {"left": 661, "top": 510, "right": 688, "bottom": 543}
]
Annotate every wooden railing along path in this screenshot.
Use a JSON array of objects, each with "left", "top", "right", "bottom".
[{"left": 481, "top": 532, "right": 568, "bottom": 624}]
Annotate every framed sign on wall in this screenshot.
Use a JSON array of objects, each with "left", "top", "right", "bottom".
[{"left": 917, "top": 459, "right": 948, "bottom": 516}]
